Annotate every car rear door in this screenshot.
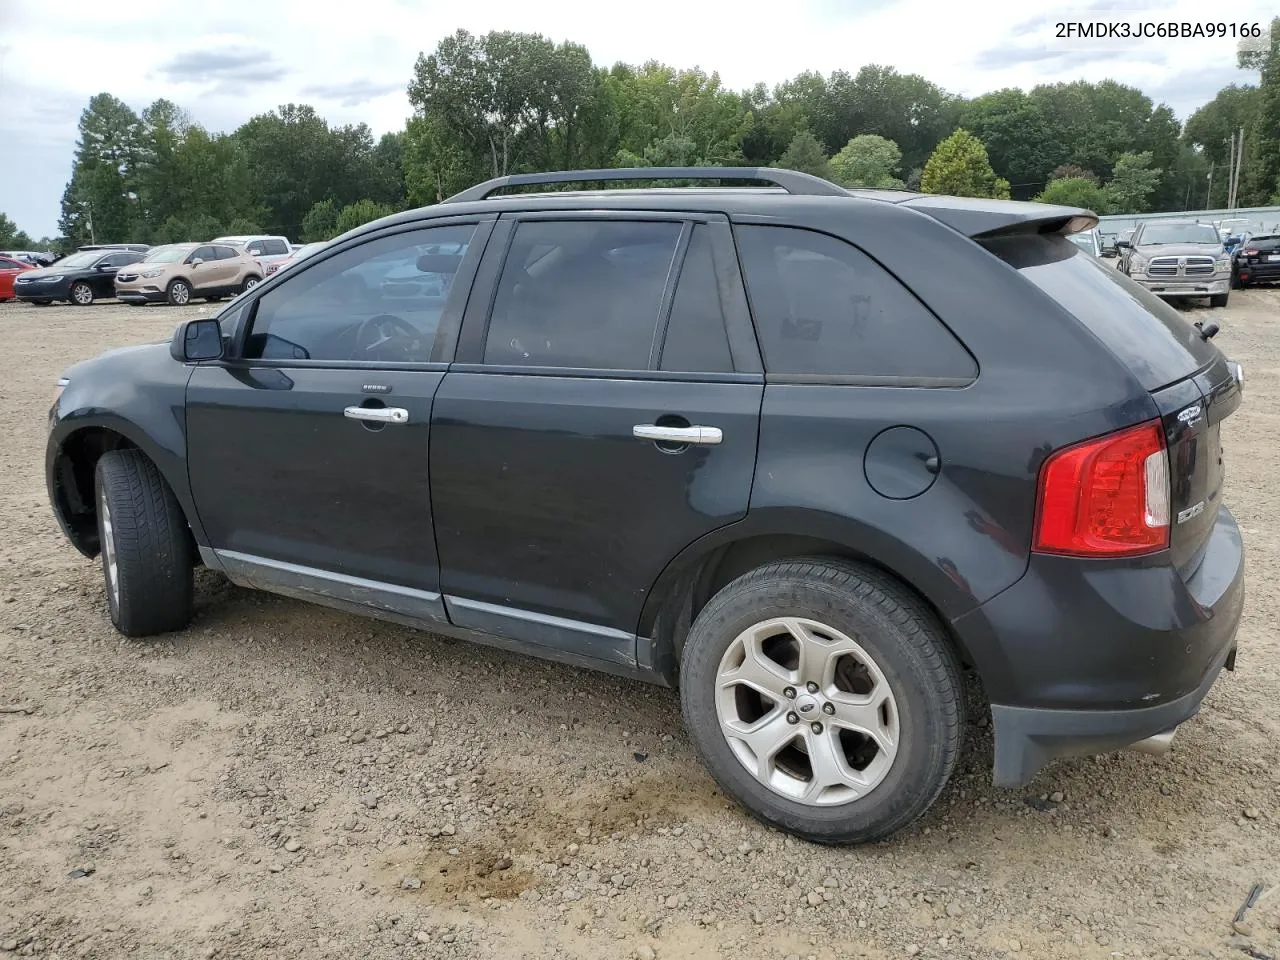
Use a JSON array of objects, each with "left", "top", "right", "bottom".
[
  {"left": 185, "top": 216, "right": 493, "bottom": 623},
  {"left": 429, "top": 211, "right": 763, "bottom": 668}
]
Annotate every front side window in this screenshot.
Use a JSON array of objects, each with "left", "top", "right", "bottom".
[
  {"left": 213, "top": 246, "right": 238, "bottom": 260},
  {"left": 262, "top": 239, "right": 289, "bottom": 256},
  {"left": 483, "top": 219, "right": 682, "bottom": 369},
  {"left": 735, "top": 225, "right": 976, "bottom": 380},
  {"left": 243, "top": 222, "right": 477, "bottom": 363},
  {"left": 190, "top": 246, "right": 216, "bottom": 263}
]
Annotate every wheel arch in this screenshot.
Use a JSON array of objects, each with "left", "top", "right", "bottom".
[
  {"left": 48, "top": 419, "right": 200, "bottom": 559},
  {"left": 637, "top": 516, "right": 980, "bottom": 687}
]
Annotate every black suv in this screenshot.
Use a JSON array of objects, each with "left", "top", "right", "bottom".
[{"left": 45, "top": 168, "right": 1246, "bottom": 843}]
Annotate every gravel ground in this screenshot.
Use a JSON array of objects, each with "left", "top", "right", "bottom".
[{"left": 0, "top": 293, "right": 1278, "bottom": 960}]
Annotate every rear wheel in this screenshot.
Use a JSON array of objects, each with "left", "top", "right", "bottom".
[
  {"left": 242, "top": 275, "right": 261, "bottom": 293},
  {"left": 1210, "top": 292, "right": 1230, "bottom": 308},
  {"left": 70, "top": 281, "right": 94, "bottom": 306},
  {"left": 166, "top": 279, "right": 191, "bottom": 306},
  {"left": 94, "top": 449, "right": 194, "bottom": 637},
  {"left": 680, "top": 559, "right": 964, "bottom": 844}
]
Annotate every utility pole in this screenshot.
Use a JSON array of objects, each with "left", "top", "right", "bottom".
[
  {"left": 1226, "top": 135, "right": 1236, "bottom": 210},
  {"left": 1232, "top": 126, "right": 1245, "bottom": 210},
  {"left": 1207, "top": 160, "right": 1215, "bottom": 209},
  {"left": 84, "top": 200, "right": 96, "bottom": 245}
]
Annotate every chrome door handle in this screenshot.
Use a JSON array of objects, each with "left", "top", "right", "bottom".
[
  {"left": 632, "top": 424, "right": 723, "bottom": 445},
  {"left": 344, "top": 406, "right": 409, "bottom": 424}
]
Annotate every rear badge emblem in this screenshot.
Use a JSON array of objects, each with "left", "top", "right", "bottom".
[
  {"left": 1177, "top": 404, "right": 1202, "bottom": 425},
  {"left": 1177, "top": 501, "right": 1205, "bottom": 524}
]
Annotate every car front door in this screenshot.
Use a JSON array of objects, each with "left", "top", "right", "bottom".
[
  {"left": 93, "top": 253, "right": 133, "bottom": 297},
  {"left": 429, "top": 212, "right": 763, "bottom": 668},
  {"left": 184, "top": 216, "right": 493, "bottom": 624}
]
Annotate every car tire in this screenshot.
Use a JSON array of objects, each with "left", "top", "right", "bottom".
[
  {"left": 241, "top": 275, "right": 261, "bottom": 293},
  {"left": 94, "top": 449, "right": 194, "bottom": 638},
  {"left": 680, "top": 558, "right": 964, "bottom": 844},
  {"left": 1210, "top": 292, "right": 1230, "bottom": 308},
  {"left": 166, "top": 279, "right": 191, "bottom": 306},
  {"left": 70, "top": 281, "right": 94, "bottom": 306}
]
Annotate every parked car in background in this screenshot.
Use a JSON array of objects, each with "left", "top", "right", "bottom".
[
  {"left": 14, "top": 248, "right": 145, "bottom": 305},
  {"left": 1067, "top": 228, "right": 1102, "bottom": 256},
  {"left": 1232, "top": 234, "right": 1280, "bottom": 287},
  {"left": 263, "top": 241, "right": 327, "bottom": 278},
  {"left": 1216, "top": 218, "right": 1253, "bottom": 242},
  {"left": 114, "top": 242, "right": 264, "bottom": 306},
  {"left": 0, "top": 250, "right": 57, "bottom": 266},
  {"left": 212, "top": 235, "right": 292, "bottom": 268},
  {"left": 77, "top": 243, "right": 151, "bottom": 254},
  {"left": 1116, "top": 220, "right": 1231, "bottom": 306},
  {"left": 47, "top": 166, "right": 1245, "bottom": 845},
  {"left": 0, "top": 255, "right": 36, "bottom": 300}
]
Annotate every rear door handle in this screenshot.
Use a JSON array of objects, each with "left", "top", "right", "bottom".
[
  {"left": 344, "top": 406, "right": 409, "bottom": 424},
  {"left": 632, "top": 424, "right": 723, "bottom": 445}
]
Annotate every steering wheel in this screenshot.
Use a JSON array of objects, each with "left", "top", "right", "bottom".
[{"left": 355, "top": 313, "right": 420, "bottom": 358}]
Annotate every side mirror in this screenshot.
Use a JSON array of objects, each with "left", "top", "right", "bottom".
[
  {"left": 170, "top": 318, "right": 223, "bottom": 362},
  {"left": 1115, "top": 239, "right": 1131, "bottom": 249},
  {"left": 189, "top": 257, "right": 204, "bottom": 266},
  {"left": 97, "top": 262, "right": 115, "bottom": 271}
]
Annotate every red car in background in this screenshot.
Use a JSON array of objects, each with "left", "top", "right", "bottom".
[{"left": 0, "top": 256, "right": 35, "bottom": 301}]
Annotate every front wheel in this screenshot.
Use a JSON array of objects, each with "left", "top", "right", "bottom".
[
  {"left": 166, "top": 279, "right": 191, "bottom": 306},
  {"left": 1210, "top": 292, "right": 1230, "bottom": 308},
  {"left": 94, "top": 449, "right": 194, "bottom": 637},
  {"left": 680, "top": 559, "right": 964, "bottom": 844},
  {"left": 70, "top": 281, "right": 94, "bottom": 306}
]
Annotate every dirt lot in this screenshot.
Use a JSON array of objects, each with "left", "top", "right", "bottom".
[{"left": 0, "top": 292, "right": 1278, "bottom": 960}]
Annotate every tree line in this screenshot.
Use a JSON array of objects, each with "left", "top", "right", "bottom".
[{"left": 2, "top": 18, "right": 1275, "bottom": 253}]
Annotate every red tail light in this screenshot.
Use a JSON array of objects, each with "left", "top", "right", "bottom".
[
  {"left": 1033, "top": 420, "right": 1169, "bottom": 557},
  {"left": 1243, "top": 248, "right": 1258, "bottom": 255}
]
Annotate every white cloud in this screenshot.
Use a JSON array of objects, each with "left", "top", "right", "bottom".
[{"left": 0, "top": 0, "right": 1271, "bottom": 236}]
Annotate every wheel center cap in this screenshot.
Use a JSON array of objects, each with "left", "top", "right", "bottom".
[{"left": 794, "top": 694, "right": 819, "bottom": 715}]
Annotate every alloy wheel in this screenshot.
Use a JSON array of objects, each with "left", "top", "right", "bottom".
[
  {"left": 714, "top": 617, "right": 900, "bottom": 806},
  {"left": 99, "top": 487, "right": 119, "bottom": 610}
]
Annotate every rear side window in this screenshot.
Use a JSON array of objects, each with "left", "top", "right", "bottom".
[
  {"left": 659, "top": 225, "right": 733, "bottom": 373},
  {"left": 735, "top": 225, "right": 976, "bottom": 380},
  {"left": 484, "top": 220, "right": 681, "bottom": 370},
  {"left": 983, "top": 235, "right": 1217, "bottom": 391}
]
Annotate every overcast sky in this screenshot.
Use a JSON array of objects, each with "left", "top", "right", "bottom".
[{"left": 0, "top": 0, "right": 1270, "bottom": 239}]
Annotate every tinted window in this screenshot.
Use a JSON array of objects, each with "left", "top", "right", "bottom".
[
  {"left": 244, "top": 223, "right": 477, "bottom": 363},
  {"left": 213, "top": 246, "right": 238, "bottom": 260},
  {"left": 983, "top": 234, "right": 1217, "bottom": 391},
  {"left": 736, "top": 225, "right": 975, "bottom": 379},
  {"left": 262, "top": 239, "right": 289, "bottom": 256},
  {"left": 0, "top": 258, "right": 22, "bottom": 270},
  {"left": 245, "top": 242, "right": 264, "bottom": 255},
  {"left": 484, "top": 220, "right": 681, "bottom": 369},
  {"left": 190, "top": 246, "right": 215, "bottom": 263},
  {"left": 659, "top": 225, "right": 733, "bottom": 373},
  {"left": 102, "top": 253, "right": 137, "bottom": 268}
]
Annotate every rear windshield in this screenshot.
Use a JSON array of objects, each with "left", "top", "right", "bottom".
[
  {"left": 983, "top": 234, "right": 1218, "bottom": 392},
  {"left": 1246, "top": 235, "right": 1280, "bottom": 249}
]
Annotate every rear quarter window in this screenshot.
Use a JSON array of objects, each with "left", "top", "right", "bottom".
[
  {"left": 735, "top": 224, "right": 976, "bottom": 382},
  {"left": 982, "top": 234, "right": 1217, "bottom": 391}
]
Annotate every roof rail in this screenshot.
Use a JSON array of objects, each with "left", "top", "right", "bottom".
[{"left": 443, "top": 167, "right": 850, "bottom": 203}]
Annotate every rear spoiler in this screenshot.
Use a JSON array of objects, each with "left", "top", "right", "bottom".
[{"left": 897, "top": 195, "right": 1097, "bottom": 239}]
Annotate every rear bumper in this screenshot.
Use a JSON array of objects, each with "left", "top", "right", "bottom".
[
  {"left": 1237, "top": 263, "right": 1280, "bottom": 283},
  {"left": 953, "top": 504, "right": 1245, "bottom": 786}
]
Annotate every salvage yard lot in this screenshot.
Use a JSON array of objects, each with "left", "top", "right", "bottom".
[{"left": 1, "top": 295, "right": 1278, "bottom": 960}]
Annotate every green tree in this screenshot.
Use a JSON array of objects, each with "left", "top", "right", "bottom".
[
  {"left": 829, "top": 134, "right": 904, "bottom": 188},
  {"left": 1183, "top": 85, "right": 1260, "bottom": 207},
  {"left": 225, "top": 217, "right": 264, "bottom": 234},
  {"left": 962, "top": 89, "right": 1057, "bottom": 199},
  {"left": 1035, "top": 177, "right": 1112, "bottom": 213},
  {"left": 58, "top": 93, "right": 144, "bottom": 245},
  {"left": 300, "top": 199, "right": 340, "bottom": 242},
  {"left": 920, "top": 129, "right": 1010, "bottom": 198},
  {"left": 1106, "top": 151, "right": 1162, "bottom": 213},
  {"left": 334, "top": 200, "right": 393, "bottom": 236},
  {"left": 1238, "top": 17, "right": 1280, "bottom": 205},
  {"left": 1049, "top": 164, "right": 1098, "bottom": 183},
  {"left": 404, "top": 115, "right": 474, "bottom": 205},
  {"left": 0, "top": 213, "right": 34, "bottom": 248},
  {"left": 774, "top": 130, "right": 831, "bottom": 180}
]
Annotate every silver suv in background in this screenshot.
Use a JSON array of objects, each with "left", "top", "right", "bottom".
[
  {"left": 1116, "top": 220, "right": 1231, "bottom": 307},
  {"left": 212, "top": 235, "right": 293, "bottom": 269}
]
